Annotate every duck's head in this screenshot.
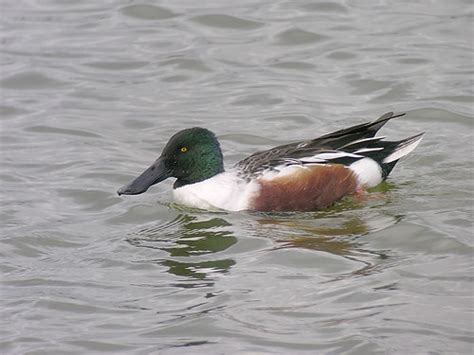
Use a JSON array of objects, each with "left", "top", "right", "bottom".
[{"left": 117, "top": 127, "right": 224, "bottom": 195}]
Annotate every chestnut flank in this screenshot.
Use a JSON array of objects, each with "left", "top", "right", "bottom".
[{"left": 251, "top": 165, "right": 358, "bottom": 212}]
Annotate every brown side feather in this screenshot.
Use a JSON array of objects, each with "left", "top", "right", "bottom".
[{"left": 251, "top": 165, "right": 358, "bottom": 212}]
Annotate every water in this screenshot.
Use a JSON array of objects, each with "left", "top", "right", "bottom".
[{"left": 1, "top": 0, "right": 473, "bottom": 354}]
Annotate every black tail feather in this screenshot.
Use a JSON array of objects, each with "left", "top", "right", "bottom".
[
  {"left": 362, "top": 133, "right": 424, "bottom": 179},
  {"left": 310, "top": 112, "right": 406, "bottom": 149},
  {"left": 380, "top": 160, "right": 398, "bottom": 179}
]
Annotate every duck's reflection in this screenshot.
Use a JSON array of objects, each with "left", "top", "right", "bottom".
[
  {"left": 126, "top": 214, "right": 237, "bottom": 286},
  {"left": 258, "top": 214, "right": 398, "bottom": 252},
  {"left": 126, "top": 194, "right": 401, "bottom": 284},
  {"left": 254, "top": 206, "right": 401, "bottom": 278},
  {"left": 254, "top": 186, "right": 399, "bottom": 254}
]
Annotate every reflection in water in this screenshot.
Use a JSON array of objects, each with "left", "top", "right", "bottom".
[
  {"left": 126, "top": 189, "right": 402, "bottom": 284},
  {"left": 253, "top": 201, "right": 402, "bottom": 278},
  {"left": 259, "top": 214, "right": 398, "bottom": 253},
  {"left": 161, "top": 259, "right": 235, "bottom": 281},
  {"left": 126, "top": 214, "right": 237, "bottom": 285},
  {"left": 255, "top": 188, "right": 399, "bottom": 253}
]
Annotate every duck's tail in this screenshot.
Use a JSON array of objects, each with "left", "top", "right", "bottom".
[{"left": 371, "top": 133, "right": 424, "bottom": 178}]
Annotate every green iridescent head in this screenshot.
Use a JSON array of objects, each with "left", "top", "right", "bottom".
[{"left": 118, "top": 127, "right": 224, "bottom": 195}]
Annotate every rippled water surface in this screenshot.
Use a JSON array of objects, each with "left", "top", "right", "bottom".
[{"left": 1, "top": 0, "right": 473, "bottom": 354}]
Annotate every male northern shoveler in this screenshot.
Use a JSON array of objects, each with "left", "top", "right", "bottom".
[{"left": 117, "top": 112, "right": 423, "bottom": 212}]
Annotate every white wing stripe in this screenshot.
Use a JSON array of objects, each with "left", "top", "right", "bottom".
[
  {"left": 313, "top": 152, "right": 363, "bottom": 160},
  {"left": 341, "top": 136, "right": 386, "bottom": 148},
  {"left": 354, "top": 147, "right": 384, "bottom": 154}
]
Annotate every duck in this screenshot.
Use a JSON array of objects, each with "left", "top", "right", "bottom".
[{"left": 117, "top": 112, "right": 423, "bottom": 212}]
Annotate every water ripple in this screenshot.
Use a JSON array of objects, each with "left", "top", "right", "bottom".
[{"left": 1, "top": 0, "right": 473, "bottom": 353}]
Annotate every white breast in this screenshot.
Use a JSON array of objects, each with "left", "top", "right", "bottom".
[{"left": 172, "top": 171, "right": 260, "bottom": 211}]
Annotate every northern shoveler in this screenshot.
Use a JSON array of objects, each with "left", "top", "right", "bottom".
[{"left": 117, "top": 112, "right": 423, "bottom": 212}]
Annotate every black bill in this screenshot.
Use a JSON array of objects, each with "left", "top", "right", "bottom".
[{"left": 117, "top": 158, "right": 170, "bottom": 196}]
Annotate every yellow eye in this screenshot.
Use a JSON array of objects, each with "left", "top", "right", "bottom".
[{"left": 180, "top": 147, "right": 188, "bottom": 153}]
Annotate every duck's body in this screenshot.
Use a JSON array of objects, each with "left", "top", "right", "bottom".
[
  {"left": 172, "top": 164, "right": 356, "bottom": 211},
  {"left": 118, "top": 112, "right": 423, "bottom": 212}
]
